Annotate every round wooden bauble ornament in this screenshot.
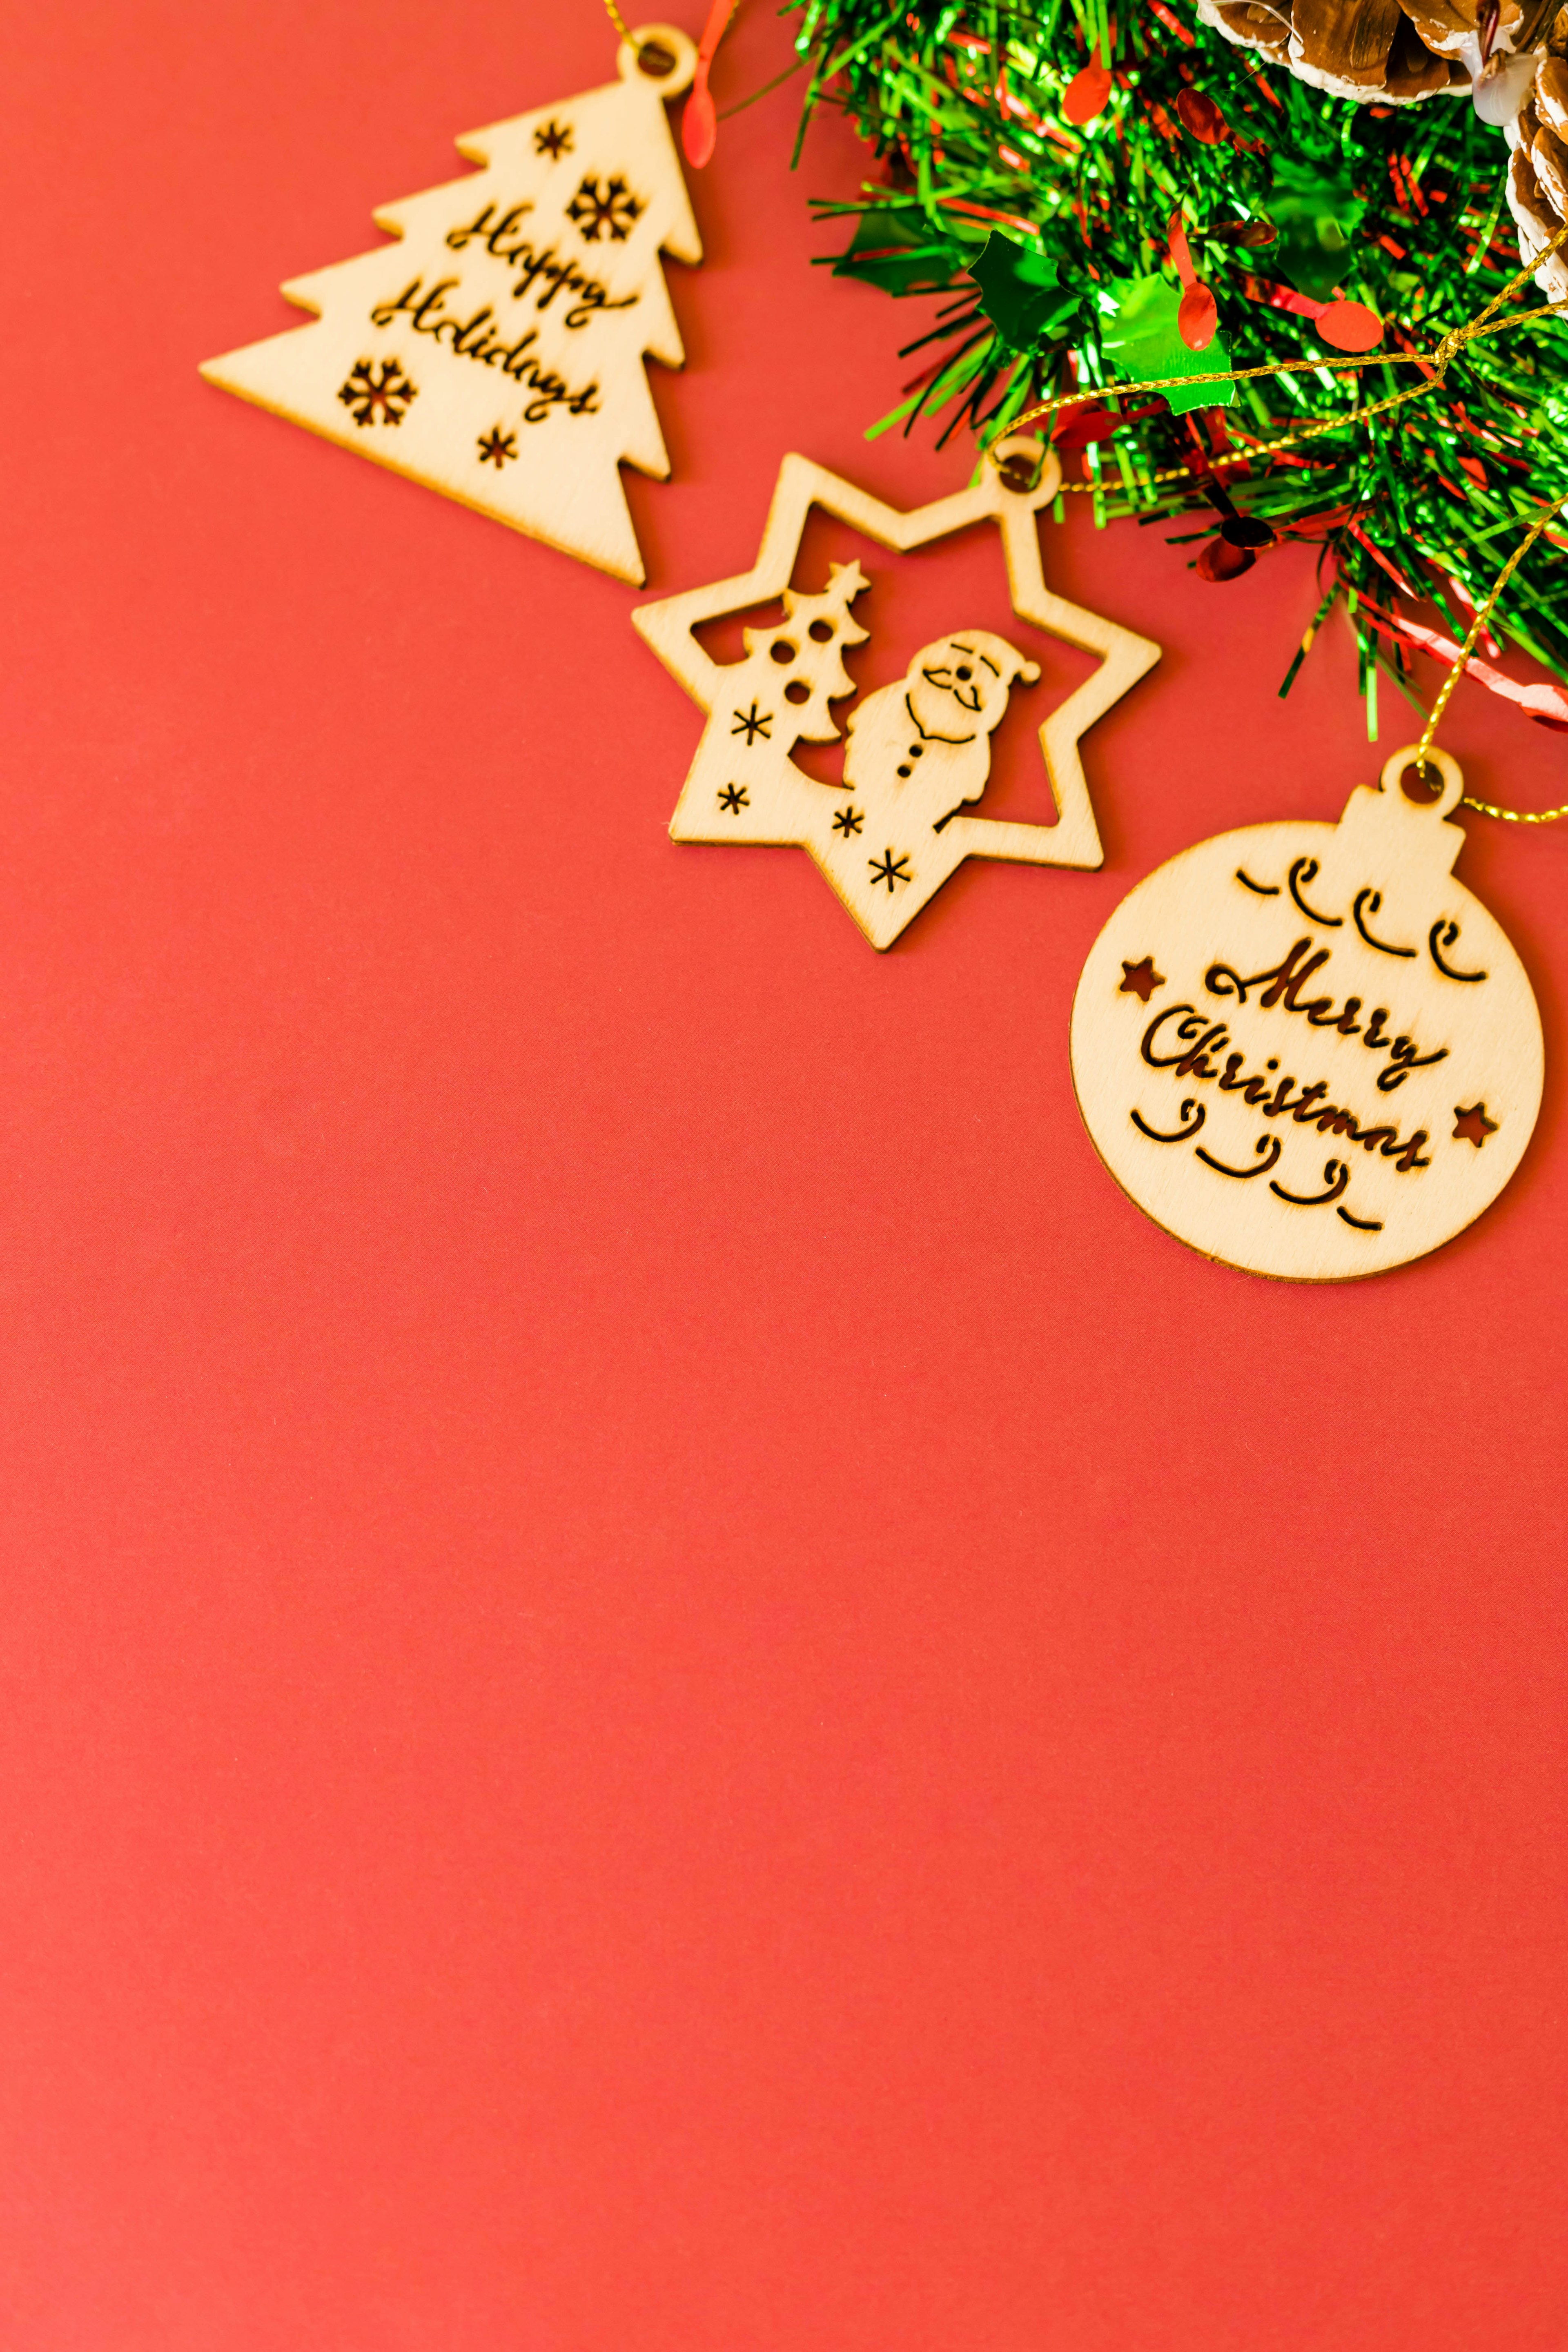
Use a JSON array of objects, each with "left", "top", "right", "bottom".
[{"left": 1070, "top": 748, "right": 1544, "bottom": 1281}]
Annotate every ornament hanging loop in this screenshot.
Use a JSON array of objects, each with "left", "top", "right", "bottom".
[
  {"left": 990, "top": 434, "right": 1062, "bottom": 503},
  {"left": 1382, "top": 744, "right": 1466, "bottom": 821},
  {"left": 617, "top": 22, "right": 698, "bottom": 96}
]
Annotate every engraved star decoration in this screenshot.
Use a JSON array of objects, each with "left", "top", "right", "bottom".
[
  {"left": 1453, "top": 1101, "right": 1499, "bottom": 1147},
  {"left": 1120, "top": 955, "right": 1165, "bottom": 1002},
  {"left": 632, "top": 449, "right": 1161, "bottom": 949}
]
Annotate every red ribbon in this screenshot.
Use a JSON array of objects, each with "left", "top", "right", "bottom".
[
  {"left": 682, "top": 0, "right": 740, "bottom": 169},
  {"left": 1360, "top": 596, "right": 1568, "bottom": 728}
]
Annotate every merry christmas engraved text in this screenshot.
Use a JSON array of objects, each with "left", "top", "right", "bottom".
[
  {"left": 1138, "top": 1005, "right": 1434, "bottom": 1174},
  {"left": 1070, "top": 748, "right": 1544, "bottom": 1280},
  {"left": 1202, "top": 938, "right": 1449, "bottom": 1090}
]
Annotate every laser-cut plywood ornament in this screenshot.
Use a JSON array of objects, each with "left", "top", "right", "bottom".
[
  {"left": 200, "top": 26, "right": 701, "bottom": 584},
  {"left": 1071, "top": 748, "right": 1544, "bottom": 1281},
  {"left": 632, "top": 442, "right": 1161, "bottom": 949}
]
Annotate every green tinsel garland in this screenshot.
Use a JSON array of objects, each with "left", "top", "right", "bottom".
[{"left": 792, "top": 0, "right": 1568, "bottom": 731}]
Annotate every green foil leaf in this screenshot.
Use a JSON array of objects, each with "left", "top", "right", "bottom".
[
  {"left": 795, "top": 0, "right": 1568, "bottom": 702},
  {"left": 1098, "top": 275, "right": 1235, "bottom": 414},
  {"left": 831, "top": 205, "right": 954, "bottom": 296},
  {"left": 971, "top": 231, "right": 1085, "bottom": 349}
]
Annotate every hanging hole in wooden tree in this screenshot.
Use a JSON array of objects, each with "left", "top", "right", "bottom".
[
  {"left": 808, "top": 620, "right": 835, "bottom": 643},
  {"left": 618, "top": 23, "right": 698, "bottom": 95},
  {"left": 770, "top": 639, "right": 795, "bottom": 664},
  {"left": 784, "top": 680, "right": 810, "bottom": 704}
]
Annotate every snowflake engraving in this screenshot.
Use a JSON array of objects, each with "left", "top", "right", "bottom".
[
  {"left": 731, "top": 703, "right": 772, "bottom": 744},
  {"left": 718, "top": 783, "right": 749, "bottom": 813},
  {"left": 831, "top": 805, "right": 864, "bottom": 837},
  {"left": 535, "top": 120, "right": 573, "bottom": 159},
  {"left": 337, "top": 357, "right": 418, "bottom": 428},
  {"left": 477, "top": 426, "right": 518, "bottom": 468},
  {"left": 869, "top": 849, "right": 913, "bottom": 893},
  {"left": 567, "top": 174, "right": 644, "bottom": 244}
]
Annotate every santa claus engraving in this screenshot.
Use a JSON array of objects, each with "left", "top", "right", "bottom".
[{"left": 842, "top": 630, "right": 1040, "bottom": 834}]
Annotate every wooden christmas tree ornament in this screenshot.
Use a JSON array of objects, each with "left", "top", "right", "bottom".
[
  {"left": 1070, "top": 747, "right": 1544, "bottom": 1280},
  {"left": 200, "top": 25, "right": 702, "bottom": 584},
  {"left": 632, "top": 441, "right": 1160, "bottom": 949}
]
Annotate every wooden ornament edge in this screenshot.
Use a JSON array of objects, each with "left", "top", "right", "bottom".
[
  {"left": 196, "top": 66, "right": 703, "bottom": 586},
  {"left": 1067, "top": 811, "right": 1548, "bottom": 1283},
  {"left": 632, "top": 450, "right": 1163, "bottom": 924}
]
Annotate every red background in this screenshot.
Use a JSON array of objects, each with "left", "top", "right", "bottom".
[{"left": 4, "top": 4, "right": 1566, "bottom": 2346}]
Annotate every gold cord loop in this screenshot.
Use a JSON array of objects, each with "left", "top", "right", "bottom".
[
  {"left": 1000, "top": 214, "right": 1568, "bottom": 462},
  {"left": 1412, "top": 499, "right": 1568, "bottom": 823},
  {"left": 993, "top": 222, "right": 1568, "bottom": 825},
  {"left": 605, "top": 0, "right": 737, "bottom": 80},
  {"left": 1399, "top": 498, "right": 1568, "bottom": 824}
]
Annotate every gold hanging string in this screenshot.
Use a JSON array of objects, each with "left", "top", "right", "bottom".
[
  {"left": 990, "top": 223, "right": 1568, "bottom": 823},
  {"left": 603, "top": 0, "right": 742, "bottom": 68},
  {"left": 996, "top": 221, "right": 1568, "bottom": 483},
  {"left": 1412, "top": 498, "right": 1568, "bottom": 821}
]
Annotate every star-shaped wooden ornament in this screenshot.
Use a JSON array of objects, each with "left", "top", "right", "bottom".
[{"left": 632, "top": 443, "right": 1161, "bottom": 949}]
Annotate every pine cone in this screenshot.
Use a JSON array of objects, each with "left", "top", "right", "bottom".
[
  {"left": 1200, "top": 0, "right": 1293, "bottom": 61},
  {"left": 1507, "top": 13, "right": 1568, "bottom": 296},
  {"left": 1197, "top": 0, "right": 1555, "bottom": 104}
]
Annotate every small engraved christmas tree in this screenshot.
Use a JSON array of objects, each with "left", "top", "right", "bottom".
[
  {"left": 676, "top": 561, "right": 871, "bottom": 837},
  {"left": 733, "top": 564, "right": 873, "bottom": 752},
  {"left": 200, "top": 44, "right": 701, "bottom": 583}
]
